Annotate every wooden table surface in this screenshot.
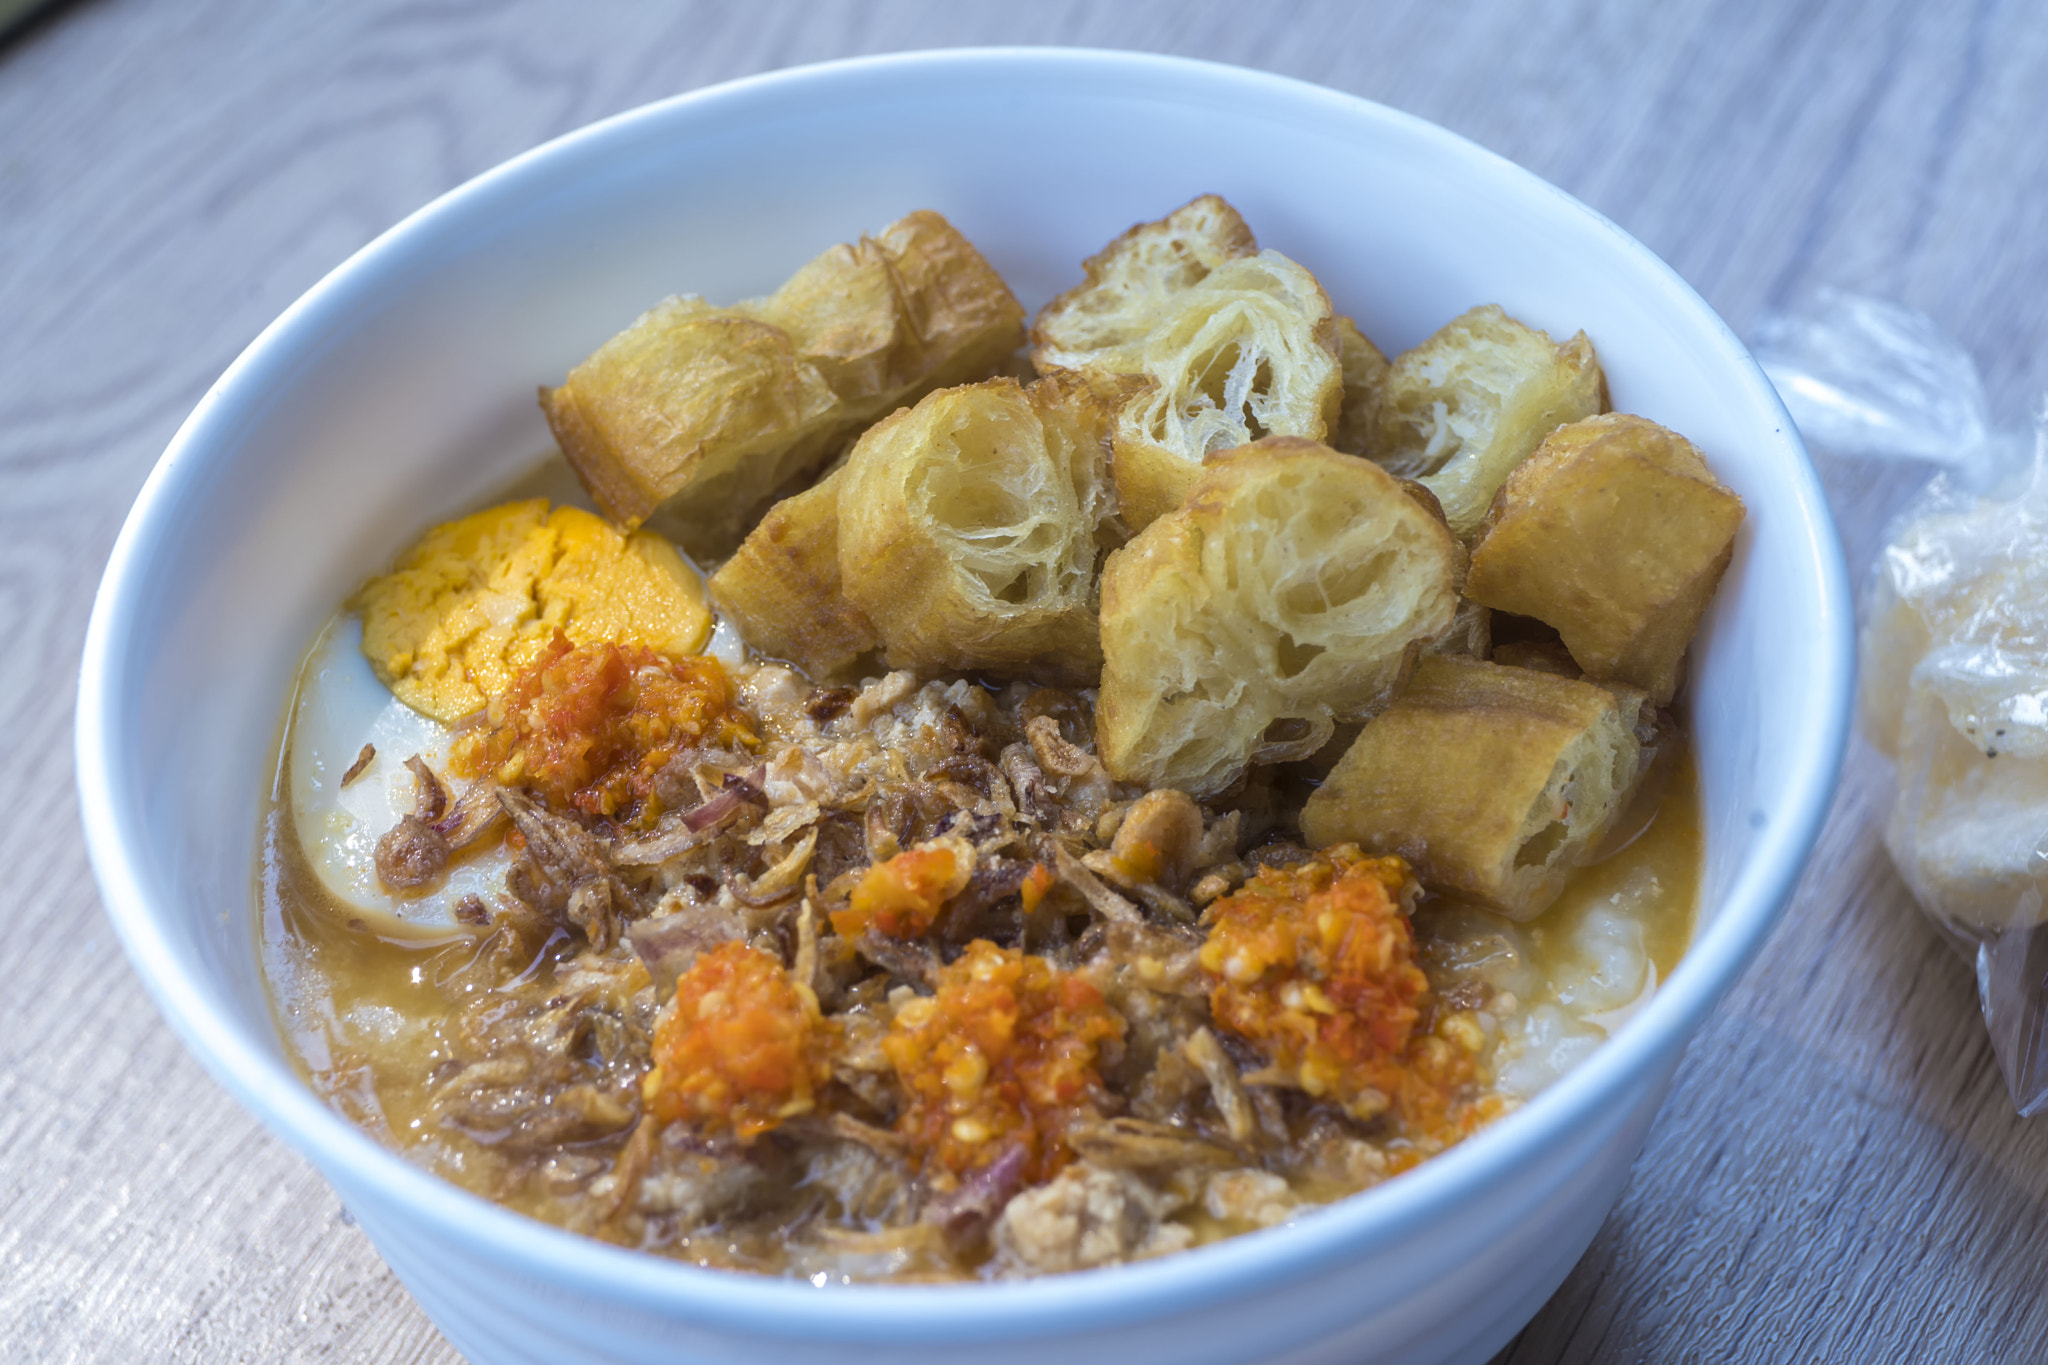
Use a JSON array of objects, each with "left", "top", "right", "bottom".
[{"left": 8, "top": 1, "right": 2048, "bottom": 1360}]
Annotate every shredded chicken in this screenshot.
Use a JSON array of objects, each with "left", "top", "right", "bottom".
[{"left": 992, "top": 1163, "right": 1194, "bottom": 1274}]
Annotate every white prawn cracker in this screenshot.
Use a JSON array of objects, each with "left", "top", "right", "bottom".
[{"left": 1768, "top": 287, "right": 2048, "bottom": 1113}]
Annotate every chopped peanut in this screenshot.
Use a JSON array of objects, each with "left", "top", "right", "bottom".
[{"left": 1108, "top": 789, "right": 1203, "bottom": 888}]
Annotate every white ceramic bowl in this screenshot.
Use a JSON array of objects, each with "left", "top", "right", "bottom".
[{"left": 76, "top": 49, "right": 1852, "bottom": 1365}]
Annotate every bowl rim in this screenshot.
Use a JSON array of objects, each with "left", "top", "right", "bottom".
[{"left": 74, "top": 45, "right": 1853, "bottom": 1340}]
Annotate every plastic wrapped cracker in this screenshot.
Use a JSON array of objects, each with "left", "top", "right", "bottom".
[{"left": 1760, "top": 289, "right": 2048, "bottom": 1114}]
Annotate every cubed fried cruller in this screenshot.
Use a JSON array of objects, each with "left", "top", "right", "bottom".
[
  {"left": 1369, "top": 303, "right": 1605, "bottom": 539},
  {"left": 836, "top": 371, "right": 1118, "bottom": 685},
  {"left": 1031, "top": 196, "right": 1344, "bottom": 532},
  {"left": 1464, "top": 412, "right": 1745, "bottom": 704},
  {"left": 706, "top": 467, "right": 879, "bottom": 677},
  {"left": 718, "top": 371, "right": 1122, "bottom": 685},
  {"left": 1329, "top": 316, "right": 1392, "bottom": 460},
  {"left": 1300, "top": 655, "right": 1653, "bottom": 919},
  {"left": 542, "top": 210, "right": 1025, "bottom": 557},
  {"left": 1095, "top": 437, "right": 1461, "bottom": 797}
]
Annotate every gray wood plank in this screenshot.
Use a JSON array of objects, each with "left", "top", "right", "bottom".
[{"left": 3, "top": 0, "right": 2043, "bottom": 1359}]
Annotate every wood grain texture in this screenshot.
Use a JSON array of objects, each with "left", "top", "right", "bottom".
[{"left": 4, "top": 0, "right": 2046, "bottom": 1360}]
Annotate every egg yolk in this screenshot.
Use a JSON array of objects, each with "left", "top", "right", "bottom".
[{"left": 354, "top": 499, "right": 712, "bottom": 723}]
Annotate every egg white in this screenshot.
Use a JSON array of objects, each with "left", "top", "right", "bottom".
[{"left": 288, "top": 614, "right": 513, "bottom": 932}]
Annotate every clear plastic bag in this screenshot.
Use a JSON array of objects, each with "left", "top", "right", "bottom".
[{"left": 1755, "top": 289, "right": 2048, "bottom": 1115}]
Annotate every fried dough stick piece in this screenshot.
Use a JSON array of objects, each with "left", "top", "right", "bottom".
[
  {"left": 1096, "top": 437, "right": 1460, "bottom": 797},
  {"left": 1300, "top": 656, "right": 1650, "bottom": 919},
  {"left": 1371, "top": 304, "right": 1604, "bottom": 539},
  {"left": 1464, "top": 413, "right": 1745, "bottom": 704},
  {"left": 708, "top": 467, "right": 879, "bottom": 677},
  {"left": 837, "top": 372, "right": 1117, "bottom": 685},
  {"left": 543, "top": 211, "right": 1025, "bottom": 555},
  {"left": 1330, "top": 316, "right": 1391, "bottom": 459},
  {"left": 1032, "top": 195, "right": 1343, "bottom": 531}
]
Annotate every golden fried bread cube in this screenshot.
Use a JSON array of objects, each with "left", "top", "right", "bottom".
[
  {"left": 541, "top": 299, "right": 841, "bottom": 547},
  {"left": 1374, "top": 304, "right": 1604, "bottom": 538},
  {"left": 1489, "top": 639, "right": 1581, "bottom": 677},
  {"left": 1031, "top": 196, "right": 1342, "bottom": 530},
  {"left": 1096, "top": 437, "right": 1460, "bottom": 796},
  {"left": 708, "top": 467, "right": 877, "bottom": 677},
  {"left": 836, "top": 372, "right": 1115, "bottom": 684},
  {"left": 1464, "top": 413, "right": 1744, "bottom": 704},
  {"left": 1331, "top": 316, "right": 1390, "bottom": 458},
  {"left": 1033, "top": 195, "right": 1256, "bottom": 373},
  {"left": 542, "top": 211, "right": 1024, "bottom": 555},
  {"left": 1300, "top": 656, "right": 1648, "bottom": 918},
  {"left": 742, "top": 209, "right": 1027, "bottom": 408}
]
